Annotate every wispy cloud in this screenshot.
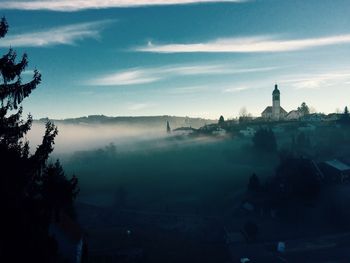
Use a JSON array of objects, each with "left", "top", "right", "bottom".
[
  {"left": 0, "top": 20, "right": 111, "bottom": 47},
  {"left": 93, "top": 70, "right": 161, "bottom": 86},
  {"left": 22, "top": 69, "right": 40, "bottom": 75},
  {"left": 128, "top": 103, "right": 154, "bottom": 111},
  {"left": 281, "top": 71, "right": 350, "bottom": 90},
  {"left": 136, "top": 34, "right": 350, "bottom": 53},
  {"left": 223, "top": 86, "right": 249, "bottom": 93},
  {"left": 168, "top": 85, "right": 209, "bottom": 94},
  {"left": 88, "top": 64, "right": 276, "bottom": 86},
  {"left": 0, "top": 0, "right": 247, "bottom": 11}
]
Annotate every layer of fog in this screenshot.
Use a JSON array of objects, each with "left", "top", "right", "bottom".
[
  {"left": 27, "top": 122, "right": 172, "bottom": 154},
  {"left": 27, "top": 121, "right": 277, "bottom": 213}
]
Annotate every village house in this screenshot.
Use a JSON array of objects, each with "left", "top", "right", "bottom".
[
  {"left": 285, "top": 110, "right": 303, "bottom": 120},
  {"left": 319, "top": 159, "right": 350, "bottom": 184}
]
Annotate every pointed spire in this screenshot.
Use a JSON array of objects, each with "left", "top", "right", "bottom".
[
  {"left": 166, "top": 121, "right": 171, "bottom": 134},
  {"left": 273, "top": 83, "right": 280, "bottom": 95}
]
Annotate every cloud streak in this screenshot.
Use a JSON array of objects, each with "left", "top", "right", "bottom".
[
  {"left": 136, "top": 35, "right": 350, "bottom": 53},
  {"left": 282, "top": 71, "right": 350, "bottom": 90},
  {"left": 88, "top": 64, "right": 276, "bottom": 86},
  {"left": 0, "top": 0, "right": 247, "bottom": 11},
  {"left": 0, "top": 20, "right": 110, "bottom": 47},
  {"left": 223, "top": 86, "right": 249, "bottom": 93},
  {"left": 128, "top": 103, "right": 155, "bottom": 111}
]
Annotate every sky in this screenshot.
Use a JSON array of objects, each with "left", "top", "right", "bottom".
[{"left": 1, "top": 0, "right": 350, "bottom": 119}]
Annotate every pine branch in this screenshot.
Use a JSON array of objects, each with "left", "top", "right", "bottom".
[
  {"left": 0, "top": 70, "right": 41, "bottom": 109},
  {"left": 0, "top": 17, "right": 8, "bottom": 38},
  {"left": 0, "top": 50, "right": 28, "bottom": 84}
]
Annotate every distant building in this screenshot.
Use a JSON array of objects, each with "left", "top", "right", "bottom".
[
  {"left": 326, "top": 113, "right": 341, "bottom": 121},
  {"left": 261, "top": 84, "right": 287, "bottom": 121},
  {"left": 300, "top": 113, "right": 325, "bottom": 122},
  {"left": 212, "top": 127, "right": 226, "bottom": 136},
  {"left": 239, "top": 127, "right": 256, "bottom": 137},
  {"left": 320, "top": 159, "right": 350, "bottom": 183},
  {"left": 173, "top": 127, "right": 196, "bottom": 135},
  {"left": 285, "top": 110, "right": 303, "bottom": 120}
]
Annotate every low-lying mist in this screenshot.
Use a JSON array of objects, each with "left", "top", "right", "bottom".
[
  {"left": 28, "top": 120, "right": 278, "bottom": 215},
  {"left": 28, "top": 121, "right": 169, "bottom": 154},
  {"left": 34, "top": 123, "right": 275, "bottom": 214}
]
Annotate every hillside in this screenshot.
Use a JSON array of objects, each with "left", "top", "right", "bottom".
[{"left": 36, "top": 115, "right": 216, "bottom": 129}]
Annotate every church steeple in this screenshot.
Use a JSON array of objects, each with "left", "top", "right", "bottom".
[
  {"left": 166, "top": 121, "right": 171, "bottom": 134},
  {"left": 272, "top": 84, "right": 280, "bottom": 120},
  {"left": 261, "top": 83, "right": 286, "bottom": 121},
  {"left": 272, "top": 84, "right": 280, "bottom": 102}
]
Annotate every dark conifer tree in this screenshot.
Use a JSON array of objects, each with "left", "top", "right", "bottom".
[
  {"left": 247, "top": 173, "right": 261, "bottom": 193},
  {"left": 297, "top": 102, "right": 310, "bottom": 116},
  {"left": 166, "top": 120, "right": 171, "bottom": 133},
  {"left": 0, "top": 18, "right": 79, "bottom": 262},
  {"left": 252, "top": 128, "right": 277, "bottom": 152},
  {"left": 218, "top": 115, "right": 225, "bottom": 128},
  {"left": 340, "top": 106, "right": 350, "bottom": 125}
]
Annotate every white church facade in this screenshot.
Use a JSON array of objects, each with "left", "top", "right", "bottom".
[{"left": 261, "top": 84, "right": 287, "bottom": 121}]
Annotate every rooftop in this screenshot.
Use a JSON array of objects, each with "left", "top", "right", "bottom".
[{"left": 325, "top": 159, "right": 350, "bottom": 171}]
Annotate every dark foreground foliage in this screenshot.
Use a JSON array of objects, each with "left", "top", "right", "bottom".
[{"left": 0, "top": 18, "right": 79, "bottom": 262}]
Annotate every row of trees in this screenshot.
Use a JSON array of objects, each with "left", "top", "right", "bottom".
[
  {"left": 217, "top": 102, "right": 312, "bottom": 125},
  {"left": 0, "top": 18, "right": 79, "bottom": 262}
]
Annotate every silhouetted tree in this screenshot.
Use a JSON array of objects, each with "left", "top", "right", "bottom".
[
  {"left": 297, "top": 102, "right": 310, "bottom": 116},
  {"left": 218, "top": 115, "right": 225, "bottom": 127},
  {"left": 0, "top": 18, "right": 78, "bottom": 263},
  {"left": 243, "top": 221, "right": 258, "bottom": 242},
  {"left": 296, "top": 132, "right": 311, "bottom": 149},
  {"left": 114, "top": 186, "right": 128, "bottom": 209},
  {"left": 252, "top": 128, "right": 277, "bottom": 152},
  {"left": 340, "top": 106, "right": 350, "bottom": 125},
  {"left": 166, "top": 120, "right": 171, "bottom": 133},
  {"left": 239, "top": 107, "right": 253, "bottom": 123},
  {"left": 274, "top": 157, "right": 320, "bottom": 202},
  {"left": 247, "top": 173, "right": 261, "bottom": 193},
  {"left": 42, "top": 160, "right": 79, "bottom": 220}
]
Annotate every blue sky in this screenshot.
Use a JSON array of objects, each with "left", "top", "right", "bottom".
[{"left": 1, "top": 0, "right": 350, "bottom": 119}]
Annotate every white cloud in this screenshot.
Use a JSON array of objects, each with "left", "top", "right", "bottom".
[
  {"left": 0, "top": 20, "right": 110, "bottom": 47},
  {"left": 136, "top": 34, "right": 350, "bottom": 53},
  {"left": 22, "top": 69, "right": 39, "bottom": 75},
  {"left": 281, "top": 71, "right": 350, "bottom": 90},
  {"left": 128, "top": 103, "right": 154, "bottom": 111},
  {"left": 0, "top": 0, "right": 247, "bottom": 11},
  {"left": 168, "top": 85, "right": 209, "bottom": 94},
  {"left": 223, "top": 86, "right": 249, "bottom": 93},
  {"left": 88, "top": 64, "right": 276, "bottom": 86},
  {"left": 93, "top": 70, "right": 161, "bottom": 86}
]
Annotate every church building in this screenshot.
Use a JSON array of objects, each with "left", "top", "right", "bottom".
[{"left": 261, "top": 84, "right": 287, "bottom": 120}]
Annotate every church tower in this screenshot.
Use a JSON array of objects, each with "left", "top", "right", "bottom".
[{"left": 272, "top": 84, "right": 280, "bottom": 120}]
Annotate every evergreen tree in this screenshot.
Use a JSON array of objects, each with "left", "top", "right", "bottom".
[
  {"left": 252, "top": 128, "right": 277, "bottom": 152},
  {"left": 247, "top": 173, "right": 261, "bottom": 193},
  {"left": 297, "top": 102, "right": 310, "bottom": 116},
  {"left": 218, "top": 115, "right": 225, "bottom": 127},
  {"left": 340, "top": 106, "right": 350, "bottom": 125},
  {"left": 243, "top": 221, "right": 259, "bottom": 242},
  {"left": 166, "top": 120, "right": 171, "bottom": 133},
  {"left": 0, "top": 18, "right": 79, "bottom": 262}
]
